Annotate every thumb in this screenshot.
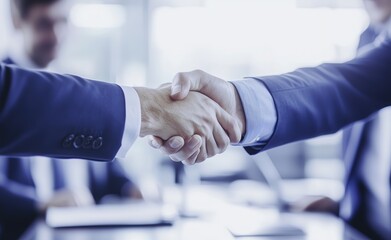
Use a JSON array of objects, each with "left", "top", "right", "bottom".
[
  {"left": 171, "top": 70, "right": 206, "bottom": 100},
  {"left": 158, "top": 82, "right": 171, "bottom": 89}
]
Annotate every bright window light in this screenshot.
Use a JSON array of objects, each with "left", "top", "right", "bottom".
[
  {"left": 70, "top": 4, "right": 125, "bottom": 29},
  {"left": 149, "top": 2, "right": 368, "bottom": 86}
]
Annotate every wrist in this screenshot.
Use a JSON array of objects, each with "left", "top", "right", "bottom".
[
  {"left": 134, "top": 87, "right": 162, "bottom": 137},
  {"left": 230, "top": 83, "right": 246, "bottom": 136}
]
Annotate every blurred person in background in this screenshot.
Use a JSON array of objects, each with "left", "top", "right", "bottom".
[
  {"left": 0, "top": 0, "right": 142, "bottom": 239},
  {"left": 288, "top": 1, "right": 391, "bottom": 239}
]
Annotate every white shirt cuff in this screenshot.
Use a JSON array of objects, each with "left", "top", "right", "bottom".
[
  {"left": 116, "top": 86, "right": 141, "bottom": 158},
  {"left": 230, "top": 78, "right": 277, "bottom": 146}
]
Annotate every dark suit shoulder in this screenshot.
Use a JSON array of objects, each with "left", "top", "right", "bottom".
[{"left": 1, "top": 57, "right": 15, "bottom": 65}]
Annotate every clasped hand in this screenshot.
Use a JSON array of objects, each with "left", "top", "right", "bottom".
[{"left": 135, "top": 70, "right": 246, "bottom": 165}]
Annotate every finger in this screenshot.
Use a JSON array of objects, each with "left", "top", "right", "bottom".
[
  {"left": 170, "top": 155, "right": 182, "bottom": 162},
  {"left": 171, "top": 70, "right": 209, "bottom": 100},
  {"left": 181, "top": 148, "right": 200, "bottom": 166},
  {"left": 171, "top": 72, "right": 192, "bottom": 100},
  {"left": 216, "top": 108, "right": 242, "bottom": 144},
  {"left": 195, "top": 139, "right": 208, "bottom": 164},
  {"left": 158, "top": 82, "right": 171, "bottom": 89},
  {"left": 213, "top": 124, "right": 230, "bottom": 154},
  {"left": 205, "top": 134, "right": 219, "bottom": 158},
  {"left": 169, "top": 135, "right": 202, "bottom": 161},
  {"left": 158, "top": 136, "right": 185, "bottom": 155},
  {"left": 149, "top": 136, "right": 164, "bottom": 149}
]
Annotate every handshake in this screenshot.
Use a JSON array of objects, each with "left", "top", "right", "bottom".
[{"left": 134, "top": 70, "right": 246, "bottom": 165}]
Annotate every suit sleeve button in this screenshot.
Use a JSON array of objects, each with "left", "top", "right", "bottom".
[
  {"left": 92, "top": 137, "right": 103, "bottom": 150},
  {"left": 82, "top": 136, "right": 94, "bottom": 149},
  {"left": 73, "top": 135, "right": 85, "bottom": 149},
  {"left": 62, "top": 134, "right": 75, "bottom": 148}
]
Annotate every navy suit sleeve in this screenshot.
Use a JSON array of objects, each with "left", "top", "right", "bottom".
[
  {"left": 245, "top": 40, "right": 391, "bottom": 154},
  {"left": 0, "top": 64, "right": 126, "bottom": 161}
]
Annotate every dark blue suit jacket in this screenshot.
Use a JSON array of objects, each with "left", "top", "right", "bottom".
[
  {"left": 0, "top": 62, "right": 126, "bottom": 161},
  {"left": 341, "top": 26, "right": 379, "bottom": 185},
  {"left": 340, "top": 27, "right": 390, "bottom": 239},
  {"left": 245, "top": 31, "right": 391, "bottom": 239},
  {"left": 246, "top": 39, "right": 391, "bottom": 153}
]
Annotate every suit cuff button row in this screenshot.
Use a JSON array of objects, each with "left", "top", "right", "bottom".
[{"left": 62, "top": 134, "right": 103, "bottom": 150}]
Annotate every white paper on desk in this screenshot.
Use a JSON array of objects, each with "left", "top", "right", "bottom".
[
  {"left": 46, "top": 203, "right": 178, "bottom": 228},
  {"left": 218, "top": 206, "right": 305, "bottom": 237}
]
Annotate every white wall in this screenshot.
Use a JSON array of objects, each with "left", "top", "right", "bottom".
[{"left": 0, "top": 0, "right": 12, "bottom": 58}]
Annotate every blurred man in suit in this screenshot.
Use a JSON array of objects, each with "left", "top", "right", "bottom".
[
  {"left": 0, "top": 0, "right": 143, "bottom": 238},
  {"left": 6, "top": 0, "right": 68, "bottom": 69}
]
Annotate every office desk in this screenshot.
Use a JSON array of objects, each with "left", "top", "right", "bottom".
[{"left": 20, "top": 212, "right": 368, "bottom": 240}]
